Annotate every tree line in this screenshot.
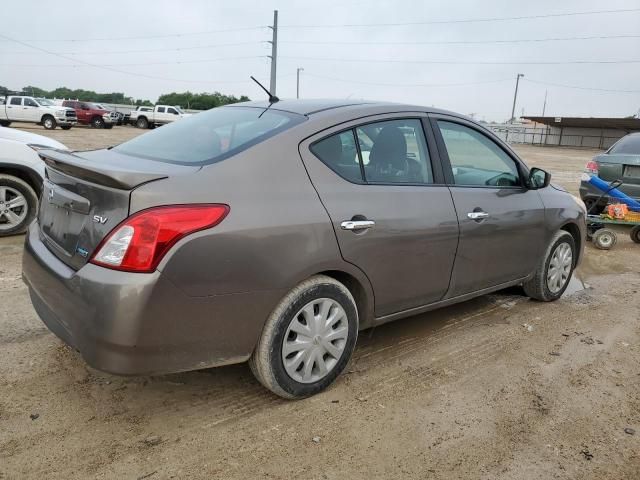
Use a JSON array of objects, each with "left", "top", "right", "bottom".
[{"left": 0, "top": 86, "right": 250, "bottom": 110}]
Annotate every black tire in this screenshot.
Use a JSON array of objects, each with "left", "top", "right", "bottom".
[
  {"left": 630, "top": 225, "right": 640, "bottom": 244},
  {"left": 42, "top": 115, "right": 57, "bottom": 130},
  {"left": 592, "top": 228, "right": 617, "bottom": 250},
  {"left": 523, "top": 230, "right": 576, "bottom": 302},
  {"left": 0, "top": 120, "right": 11, "bottom": 127},
  {"left": 250, "top": 275, "right": 359, "bottom": 399},
  {"left": 91, "top": 116, "right": 105, "bottom": 129},
  {"left": 104, "top": 124, "right": 114, "bottom": 129},
  {"left": 60, "top": 126, "right": 72, "bottom": 130},
  {"left": 136, "top": 117, "right": 148, "bottom": 129},
  {"left": 0, "top": 174, "right": 38, "bottom": 236}
]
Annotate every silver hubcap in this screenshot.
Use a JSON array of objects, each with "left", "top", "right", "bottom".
[
  {"left": 282, "top": 298, "right": 349, "bottom": 384},
  {"left": 45, "top": 119, "right": 52, "bottom": 128},
  {"left": 0, "top": 186, "right": 28, "bottom": 230},
  {"left": 547, "top": 242, "right": 572, "bottom": 293}
]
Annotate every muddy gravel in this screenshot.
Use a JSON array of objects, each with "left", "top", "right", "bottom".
[{"left": 0, "top": 126, "right": 639, "bottom": 479}]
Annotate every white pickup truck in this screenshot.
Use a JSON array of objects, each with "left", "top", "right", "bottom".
[
  {"left": 131, "top": 105, "right": 190, "bottom": 129},
  {"left": 0, "top": 95, "right": 77, "bottom": 130}
]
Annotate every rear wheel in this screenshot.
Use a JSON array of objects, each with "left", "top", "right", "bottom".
[
  {"left": 0, "top": 120, "right": 11, "bottom": 127},
  {"left": 523, "top": 230, "right": 576, "bottom": 301},
  {"left": 592, "top": 228, "right": 617, "bottom": 250},
  {"left": 42, "top": 115, "right": 56, "bottom": 130},
  {"left": 250, "top": 275, "right": 358, "bottom": 399},
  {"left": 136, "top": 117, "right": 148, "bottom": 129},
  {"left": 104, "top": 124, "right": 114, "bottom": 129},
  {"left": 630, "top": 225, "right": 640, "bottom": 244},
  {"left": 60, "top": 126, "right": 71, "bottom": 130},
  {"left": 0, "top": 174, "right": 38, "bottom": 236}
]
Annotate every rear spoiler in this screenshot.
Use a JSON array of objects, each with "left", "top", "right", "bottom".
[{"left": 38, "top": 149, "right": 168, "bottom": 190}]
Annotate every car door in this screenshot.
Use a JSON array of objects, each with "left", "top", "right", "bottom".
[
  {"left": 299, "top": 115, "right": 459, "bottom": 318},
  {"left": 155, "top": 106, "right": 168, "bottom": 123},
  {"left": 430, "top": 114, "right": 546, "bottom": 297},
  {"left": 7, "top": 97, "right": 26, "bottom": 121},
  {"left": 23, "top": 98, "right": 42, "bottom": 121}
]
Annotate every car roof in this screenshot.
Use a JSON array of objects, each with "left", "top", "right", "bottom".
[{"left": 226, "top": 98, "right": 457, "bottom": 117}]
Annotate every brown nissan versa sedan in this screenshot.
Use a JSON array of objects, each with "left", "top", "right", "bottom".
[{"left": 22, "top": 99, "right": 586, "bottom": 399}]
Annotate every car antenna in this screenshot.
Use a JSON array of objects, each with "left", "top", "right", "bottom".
[{"left": 250, "top": 76, "right": 279, "bottom": 104}]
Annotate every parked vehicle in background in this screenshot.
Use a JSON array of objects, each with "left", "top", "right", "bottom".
[
  {"left": 128, "top": 106, "right": 153, "bottom": 126},
  {"left": 94, "top": 104, "right": 128, "bottom": 125},
  {"left": 62, "top": 100, "right": 117, "bottom": 129},
  {"left": 22, "top": 99, "right": 586, "bottom": 399},
  {"left": 132, "top": 105, "right": 191, "bottom": 129},
  {"left": 0, "top": 96, "right": 77, "bottom": 130},
  {"left": 580, "top": 132, "right": 640, "bottom": 213},
  {"left": 0, "top": 126, "right": 68, "bottom": 236}
]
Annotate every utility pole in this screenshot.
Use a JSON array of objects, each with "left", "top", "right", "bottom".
[
  {"left": 542, "top": 89, "right": 548, "bottom": 116},
  {"left": 296, "top": 67, "right": 304, "bottom": 98},
  {"left": 268, "top": 10, "right": 278, "bottom": 97},
  {"left": 510, "top": 73, "right": 524, "bottom": 123}
]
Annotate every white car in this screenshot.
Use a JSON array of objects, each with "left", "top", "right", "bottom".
[
  {"left": 1, "top": 96, "right": 77, "bottom": 130},
  {"left": 0, "top": 126, "right": 68, "bottom": 236}
]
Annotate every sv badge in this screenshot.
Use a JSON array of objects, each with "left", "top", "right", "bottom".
[{"left": 93, "top": 215, "right": 108, "bottom": 224}]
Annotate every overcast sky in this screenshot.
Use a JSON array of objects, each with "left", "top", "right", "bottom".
[{"left": 1, "top": 0, "right": 639, "bottom": 121}]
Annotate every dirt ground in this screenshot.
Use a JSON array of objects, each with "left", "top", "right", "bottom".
[{"left": 1, "top": 125, "right": 639, "bottom": 479}]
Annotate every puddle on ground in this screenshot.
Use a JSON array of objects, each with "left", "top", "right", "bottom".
[{"left": 563, "top": 275, "right": 589, "bottom": 297}]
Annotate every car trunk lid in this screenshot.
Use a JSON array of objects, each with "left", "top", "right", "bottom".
[
  {"left": 596, "top": 153, "right": 640, "bottom": 186},
  {"left": 37, "top": 148, "right": 200, "bottom": 270}
]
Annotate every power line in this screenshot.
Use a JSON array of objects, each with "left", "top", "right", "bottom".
[
  {"left": 304, "top": 73, "right": 513, "bottom": 87},
  {"left": 281, "top": 55, "right": 640, "bottom": 65},
  {"left": 0, "top": 41, "right": 266, "bottom": 56},
  {"left": 523, "top": 78, "right": 640, "bottom": 93},
  {"left": 280, "top": 34, "right": 640, "bottom": 46},
  {"left": 2, "top": 55, "right": 264, "bottom": 67},
  {"left": 0, "top": 26, "right": 267, "bottom": 43},
  {"left": 0, "top": 33, "right": 259, "bottom": 85},
  {"left": 305, "top": 72, "right": 640, "bottom": 94},
  {"left": 279, "top": 7, "right": 640, "bottom": 28}
]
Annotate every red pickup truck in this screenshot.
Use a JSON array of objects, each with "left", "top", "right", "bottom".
[{"left": 61, "top": 100, "right": 118, "bottom": 129}]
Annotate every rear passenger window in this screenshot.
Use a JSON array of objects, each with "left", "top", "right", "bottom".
[
  {"left": 310, "top": 130, "right": 362, "bottom": 183},
  {"left": 357, "top": 119, "right": 433, "bottom": 184},
  {"left": 157, "top": 107, "right": 166, "bottom": 113},
  {"left": 10, "top": 97, "right": 22, "bottom": 106}
]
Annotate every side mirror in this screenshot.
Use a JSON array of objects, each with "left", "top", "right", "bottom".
[{"left": 528, "top": 167, "right": 551, "bottom": 189}]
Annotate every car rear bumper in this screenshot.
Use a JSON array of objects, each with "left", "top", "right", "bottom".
[{"left": 22, "top": 224, "right": 282, "bottom": 376}]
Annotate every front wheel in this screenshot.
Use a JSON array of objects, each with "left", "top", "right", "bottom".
[
  {"left": 42, "top": 115, "right": 57, "bottom": 130},
  {"left": 630, "top": 225, "right": 640, "bottom": 244},
  {"left": 250, "top": 275, "right": 359, "bottom": 399},
  {"left": 523, "top": 230, "right": 576, "bottom": 301},
  {"left": 91, "top": 117, "right": 105, "bottom": 129},
  {"left": 0, "top": 174, "right": 38, "bottom": 236},
  {"left": 0, "top": 120, "right": 11, "bottom": 127}
]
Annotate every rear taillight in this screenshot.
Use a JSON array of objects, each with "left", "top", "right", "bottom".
[
  {"left": 90, "top": 204, "right": 229, "bottom": 273},
  {"left": 585, "top": 160, "right": 599, "bottom": 175}
]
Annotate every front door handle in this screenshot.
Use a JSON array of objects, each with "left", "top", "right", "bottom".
[
  {"left": 467, "top": 211, "right": 489, "bottom": 220},
  {"left": 341, "top": 220, "right": 375, "bottom": 231}
]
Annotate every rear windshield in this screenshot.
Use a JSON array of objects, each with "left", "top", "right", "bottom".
[
  {"left": 609, "top": 134, "right": 640, "bottom": 155},
  {"left": 115, "top": 106, "right": 304, "bottom": 165}
]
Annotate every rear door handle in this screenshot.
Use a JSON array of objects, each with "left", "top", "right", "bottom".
[
  {"left": 467, "top": 211, "right": 489, "bottom": 220},
  {"left": 341, "top": 220, "right": 375, "bottom": 231}
]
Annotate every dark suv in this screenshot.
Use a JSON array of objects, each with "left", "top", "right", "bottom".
[{"left": 62, "top": 100, "right": 117, "bottom": 129}]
